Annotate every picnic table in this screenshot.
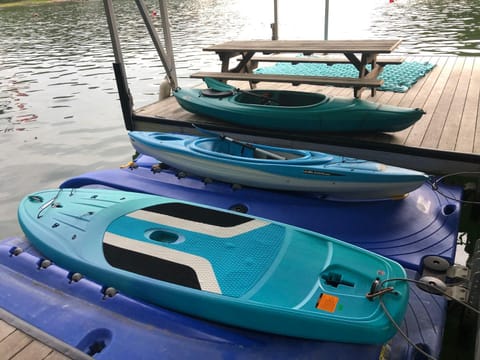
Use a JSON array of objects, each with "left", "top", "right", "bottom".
[{"left": 191, "top": 39, "right": 403, "bottom": 97}]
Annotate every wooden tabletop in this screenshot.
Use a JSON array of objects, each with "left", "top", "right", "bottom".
[{"left": 203, "top": 39, "right": 402, "bottom": 54}]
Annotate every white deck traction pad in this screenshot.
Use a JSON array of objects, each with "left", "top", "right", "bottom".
[{"left": 127, "top": 209, "right": 269, "bottom": 238}]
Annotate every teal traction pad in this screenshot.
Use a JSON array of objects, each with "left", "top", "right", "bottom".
[{"left": 255, "top": 61, "right": 435, "bottom": 93}]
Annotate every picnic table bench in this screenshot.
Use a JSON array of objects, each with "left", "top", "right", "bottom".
[{"left": 190, "top": 39, "right": 403, "bottom": 98}]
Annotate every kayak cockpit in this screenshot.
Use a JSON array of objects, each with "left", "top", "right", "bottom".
[
  {"left": 234, "top": 90, "right": 328, "bottom": 107},
  {"left": 193, "top": 137, "right": 307, "bottom": 161}
]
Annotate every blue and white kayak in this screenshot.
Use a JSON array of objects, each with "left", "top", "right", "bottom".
[
  {"left": 18, "top": 188, "right": 409, "bottom": 344},
  {"left": 128, "top": 131, "right": 428, "bottom": 200}
]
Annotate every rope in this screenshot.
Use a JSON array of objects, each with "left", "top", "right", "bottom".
[
  {"left": 371, "top": 277, "right": 480, "bottom": 360},
  {"left": 429, "top": 172, "right": 480, "bottom": 205}
]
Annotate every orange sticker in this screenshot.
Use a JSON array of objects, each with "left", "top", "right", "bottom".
[{"left": 316, "top": 293, "right": 339, "bottom": 313}]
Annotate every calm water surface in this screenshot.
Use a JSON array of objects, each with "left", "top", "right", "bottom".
[{"left": 1, "top": 0, "right": 479, "bottom": 236}]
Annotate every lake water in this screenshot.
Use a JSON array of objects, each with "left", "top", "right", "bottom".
[{"left": 1, "top": 0, "right": 479, "bottom": 237}]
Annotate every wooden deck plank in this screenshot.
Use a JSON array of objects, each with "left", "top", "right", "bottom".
[
  {"left": 403, "top": 56, "right": 443, "bottom": 110},
  {"left": 405, "top": 56, "right": 453, "bottom": 147},
  {"left": 0, "top": 329, "right": 34, "bottom": 360},
  {"left": 0, "top": 319, "right": 15, "bottom": 340},
  {"left": 396, "top": 56, "right": 433, "bottom": 109},
  {"left": 472, "top": 58, "right": 480, "bottom": 154},
  {"left": 10, "top": 341, "right": 55, "bottom": 360},
  {"left": 422, "top": 57, "right": 465, "bottom": 149},
  {"left": 388, "top": 56, "right": 431, "bottom": 145},
  {"left": 0, "top": 312, "right": 91, "bottom": 360},
  {"left": 438, "top": 57, "right": 473, "bottom": 151},
  {"left": 399, "top": 56, "right": 443, "bottom": 146},
  {"left": 456, "top": 57, "right": 480, "bottom": 153}
]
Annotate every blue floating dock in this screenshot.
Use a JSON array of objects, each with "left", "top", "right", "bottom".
[
  {"left": 60, "top": 155, "right": 463, "bottom": 271},
  {"left": 0, "top": 236, "right": 447, "bottom": 359}
]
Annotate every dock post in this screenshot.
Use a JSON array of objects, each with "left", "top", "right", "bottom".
[
  {"left": 271, "top": 0, "right": 279, "bottom": 40},
  {"left": 324, "top": 0, "right": 329, "bottom": 40}
]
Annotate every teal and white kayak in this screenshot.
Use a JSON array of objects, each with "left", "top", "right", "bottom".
[
  {"left": 128, "top": 131, "right": 428, "bottom": 200},
  {"left": 18, "top": 188, "right": 409, "bottom": 344},
  {"left": 173, "top": 78, "right": 425, "bottom": 132}
]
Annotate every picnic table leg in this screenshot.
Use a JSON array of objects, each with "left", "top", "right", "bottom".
[
  {"left": 369, "top": 56, "right": 378, "bottom": 96},
  {"left": 230, "top": 52, "right": 256, "bottom": 73},
  {"left": 218, "top": 53, "right": 232, "bottom": 72},
  {"left": 359, "top": 53, "right": 379, "bottom": 97},
  {"left": 345, "top": 52, "right": 380, "bottom": 97},
  {"left": 344, "top": 52, "right": 368, "bottom": 97}
]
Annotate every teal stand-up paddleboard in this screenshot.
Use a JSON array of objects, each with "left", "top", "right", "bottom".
[{"left": 18, "top": 188, "right": 409, "bottom": 344}]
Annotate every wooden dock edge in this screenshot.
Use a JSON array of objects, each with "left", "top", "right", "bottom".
[{"left": 0, "top": 307, "right": 92, "bottom": 360}]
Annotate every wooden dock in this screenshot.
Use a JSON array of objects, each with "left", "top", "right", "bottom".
[
  {"left": 0, "top": 309, "right": 91, "bottom": 360},
  {"left": 132, "top": 55, "right": 480, "bottom": 174}
]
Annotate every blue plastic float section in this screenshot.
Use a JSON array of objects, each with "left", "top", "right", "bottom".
[
  {"left": 60, "top": 155, "right": 463, "bottom": 271},
  {"left": 0, "top": 236, "right": 446, "bottom": 359}
]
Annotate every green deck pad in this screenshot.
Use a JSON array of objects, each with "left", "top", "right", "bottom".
[{"left": 255, "top": 61, "right": 435, "bottom": 93}]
